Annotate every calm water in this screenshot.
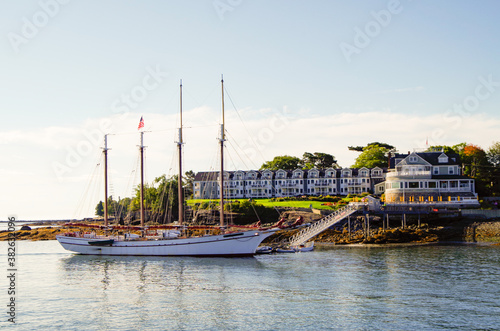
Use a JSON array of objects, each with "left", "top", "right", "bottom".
[{"left": 2, "top": 241, "right": 499, "bottom": 330}]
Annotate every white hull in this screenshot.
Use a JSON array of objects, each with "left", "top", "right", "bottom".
[{"left": 56, "top": 229, "right": 277, "bottom": 257}]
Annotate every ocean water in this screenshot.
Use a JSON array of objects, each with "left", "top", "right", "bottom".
[{"left": 2, "top": 241, "right": 499, "bottom": 330}]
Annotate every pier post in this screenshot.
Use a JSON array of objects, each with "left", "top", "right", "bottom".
[
  {"left": 418, "top": 213, "right": 421, "bottom": 227},
  {"left": 348, "top": 215, "right": 351, "bottom": 239},
  {"left": 386, "top": 213, "right": 390, "bottom": 229},
  {"left": 365, "top": 213, "right": 370, "bottom": 238}
]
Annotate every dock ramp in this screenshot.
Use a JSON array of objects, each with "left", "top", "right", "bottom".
[{"left": 288, "top": 203, "right": 360, "bottom": 246}]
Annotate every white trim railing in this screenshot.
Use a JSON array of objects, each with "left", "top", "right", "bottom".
[{"left": 288, "top": 203, "right": 360, "bottom": 246}]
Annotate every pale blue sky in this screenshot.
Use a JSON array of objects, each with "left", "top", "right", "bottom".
[{"left": 1, "top": 0, "right": 499, "bottom": 219}]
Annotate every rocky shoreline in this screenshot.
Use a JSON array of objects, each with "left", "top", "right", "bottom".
[{"left": 1, "top": 216, "right": 500, "bottom": 246}]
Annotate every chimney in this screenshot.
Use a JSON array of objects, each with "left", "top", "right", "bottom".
[{"left": 408, "top": 151, "right": 410, "bottom": 155}]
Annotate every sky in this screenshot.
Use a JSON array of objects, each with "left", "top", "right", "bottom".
[{"left": 1, "top": 0, "right": 500, "bottom": 220}]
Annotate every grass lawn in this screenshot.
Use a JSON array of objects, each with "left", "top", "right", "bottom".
[{"left": 187, "top": 198, "right": 348, "bottom": 210}]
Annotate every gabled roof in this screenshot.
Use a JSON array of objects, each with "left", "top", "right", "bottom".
[
  {"left": 390, "top": 152, "right": 460, "bottom": 168},
  {"left": 194, "top": 171, "right": 219, "bottom": 181},
  {"left": 417, "top": 152, "right": 460, "bottom": 165}
]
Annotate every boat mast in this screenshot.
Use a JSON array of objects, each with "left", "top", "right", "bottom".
[
  {"left": 220, "top": 75, "right": 225, "bottom": 228},
  {"left": 140, "top": 131, "right": 145, "bottom": 228},
  {"left": 103, "top": 134, "right": 109, "bottom": 227},
  {"left": 177, "top": 80, "right": 184, "bottom": 225}
]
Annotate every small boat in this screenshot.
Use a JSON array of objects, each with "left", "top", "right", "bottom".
[
  {"left": 293, "top": 241, "right": 314, "bottom": 252},
  {"left": 275, "top": 241, "right": 314, "bottom": 253},
  {"left": 256, "top": 246, "right": 273, "bottom": 254},
  {"left": 275, "top": 247, "right": 296, "bottom": 253}
]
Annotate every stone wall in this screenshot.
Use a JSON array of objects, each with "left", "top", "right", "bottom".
[{"left": 462, "top": 209, "right": 500, "bottom": 219}]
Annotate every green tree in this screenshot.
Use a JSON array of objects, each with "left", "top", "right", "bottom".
[
  {"left": 452, "top": 142, "right": 467, "bottom": 154},
  {"left": 95, "top": 201, "right": 104, "bottom": 216},
  {"left": 348, "top": 142, "right": 395, "bottom": 152},
  {"left": 301, "top": 152, "right": 339, "bottom": 169},
  {"left": 487, "top": 141, "right": 500, "bottom": 167},
  {"left": 184, "top": 170, "right": 195, "bottom": 199},
  {"left": 260, "top": 155, "right": 301, "bottom": 171},
  {"left": 130, "top": 174, "right": 180, "bottom": 223},
  {"left": 351, "top": 144, "right": 390, "bottom": 168},
  {"left": 425, "top": 145, "right": 457, "bottom": 154},
  {"left": 487, "top": 142, "right": 500, "bottom": 196}
]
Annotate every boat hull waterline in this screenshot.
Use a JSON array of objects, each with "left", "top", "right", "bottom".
[{"left": 56, "top": 229, "right": 278, "bottom": 257}]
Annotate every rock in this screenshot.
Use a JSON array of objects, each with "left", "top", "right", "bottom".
[{"left": 20, "top": 225, "right": 31, "bottom": 231}]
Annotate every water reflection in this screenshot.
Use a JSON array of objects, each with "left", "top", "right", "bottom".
[{"left": 49, "top": 245, "right": 500, "bottom": 330}]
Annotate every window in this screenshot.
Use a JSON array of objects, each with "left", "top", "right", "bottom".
[
  {"left": 449, "top": 167, "right": 454, "bottom": 174},
  {"left": 409, "top": 156, "right": 418, "bottom": 162},
  {"left": 438, "top": 155, "right": 448, "bottom": 163},
  {"left": 433, "top": 168, "right": 439, "bottom": 174}
]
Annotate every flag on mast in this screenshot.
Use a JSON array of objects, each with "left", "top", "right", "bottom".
[{"left": 138, "top": 116, "right": 144, "bottom": 130}]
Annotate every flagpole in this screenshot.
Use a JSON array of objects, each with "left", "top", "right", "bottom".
[{"left": 178, "top": 80, "right": 184, "bottom": 226}]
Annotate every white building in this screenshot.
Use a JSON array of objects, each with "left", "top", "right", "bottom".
[
  {"left": 193, "top": 167, "right": 384, "bottom": 199},
  {"left": 375, "top": 151, "right": 478, "bottom": 206}
]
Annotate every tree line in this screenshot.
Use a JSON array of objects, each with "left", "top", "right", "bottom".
[
  {"left": 95, "top": 171, "right": 195, "bottom": 222},
  {"left": 259, "top": 141, "right": 500, "bottom": 196}
]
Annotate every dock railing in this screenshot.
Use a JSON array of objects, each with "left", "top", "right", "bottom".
[{"left": 288, "top": 203, "right": 360, "bottom": 247}]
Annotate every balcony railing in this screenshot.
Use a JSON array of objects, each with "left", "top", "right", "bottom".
[
  {"left": 386, "top": 171, "right": 432, "bottom": 178},
  {"left": 277, "top": 183, "right": 302, "bottom": 187}
]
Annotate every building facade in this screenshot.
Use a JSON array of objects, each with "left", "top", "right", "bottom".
[
  {"left": 193, "top": 167, "right": 385, "bottom": 199},
  {"left": 375, "top": 151, "right": 478, "bottom": 205}
]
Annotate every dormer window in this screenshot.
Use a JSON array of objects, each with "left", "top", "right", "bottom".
[
  {"left": 409, "top": 156, "right": 418, "bottom": 163},
  {"left": 438, "top": 154, "right": 449, "bottom": 163}
]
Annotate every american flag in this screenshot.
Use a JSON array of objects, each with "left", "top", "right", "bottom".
[{"left": 138, "top": 116, "right": 144, "bottom": 130}]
